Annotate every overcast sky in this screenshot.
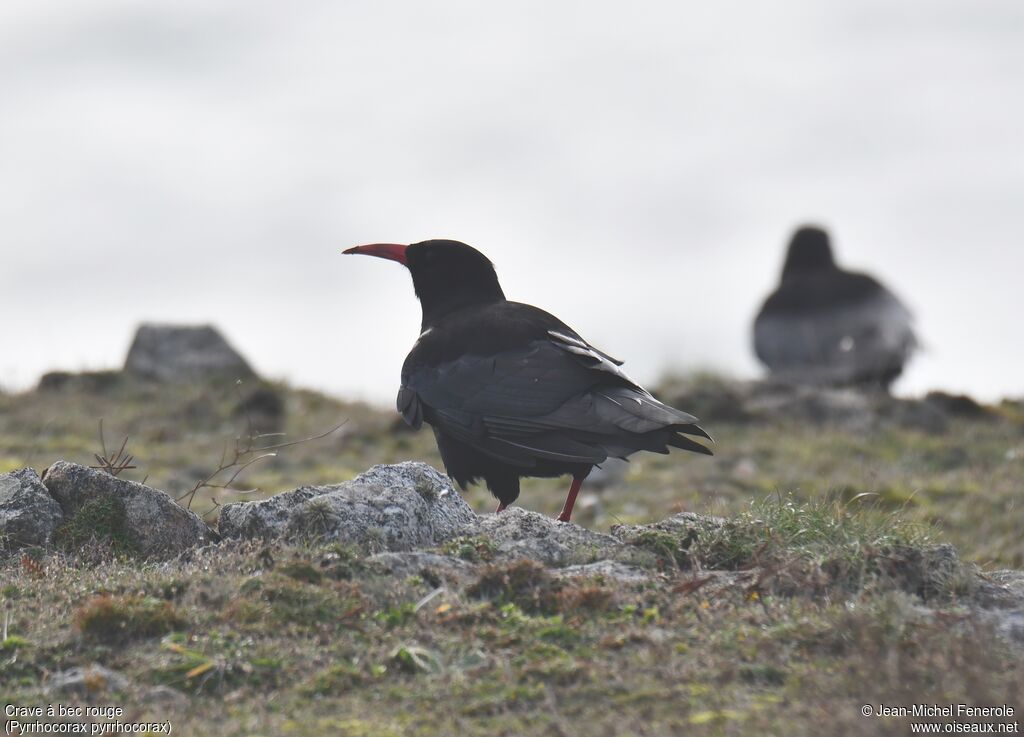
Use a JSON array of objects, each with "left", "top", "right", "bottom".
[{"left": 2, "top": 0, "right": 1022, "bottom": 404}]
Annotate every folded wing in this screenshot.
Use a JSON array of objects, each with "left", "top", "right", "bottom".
[{"left": 399, "top": 330, "right": 711, "bottom": 469}]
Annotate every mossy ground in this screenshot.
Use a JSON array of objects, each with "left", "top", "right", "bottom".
[
  {"left": 3, "top": 375, "right": 1023, "bottom": 566},
  {"left": 1, "top": 377, "right": 1023, "bottom": 735}
]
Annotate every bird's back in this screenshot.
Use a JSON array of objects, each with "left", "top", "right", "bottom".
[
  {"left": 754, "top": 270, "right": 916, "bottom": 387},
  {"left": 399, "top": 300, "right": 710, "bottom": 480}
]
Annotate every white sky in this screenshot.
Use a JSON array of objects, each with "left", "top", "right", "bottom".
[{"left": 1, "top": 0, "right": 1022, "bottom": 404}]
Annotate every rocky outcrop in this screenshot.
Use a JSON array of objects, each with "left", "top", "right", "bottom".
[
  {"left": 218, "top": 462, "right": 476, "bottom": 550},
  {"left": 37, "top": 370, "right": 123, "bottom": 394},
  {"left": 6, "top": 458, "right": 1022, "bottom": 650},
  {"left": 0, "top": 468, "right": 64, "bottom": 553},
  {"left": 41, "top": 462, "right": 214, "bottom": 559},
  {"left": 46, "top": 665, "right": 129, "bottom": 696},
  {"left": 659, "top": 376, "right": 968, "bottom": 434},
  {"left": 463, "top": 507, "right": 621, "bottom": 566},
  {"left": 123, "top": 323, "right": 256, "bottom": 383}
]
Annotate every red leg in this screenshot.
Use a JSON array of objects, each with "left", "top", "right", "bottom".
[
  {"left": 556, "top": 475, "right": 585, "bottom": 523},
  {"left": 495, "top": 501, "right": 508, "bottom": 513}
]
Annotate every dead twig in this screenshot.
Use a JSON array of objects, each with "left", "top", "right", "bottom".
[
  {"left": 176, "top": 420, "right": 347, "bottom": 514},
  {"left": 90, "top": 419, "right": 137, "bottom": 477}
]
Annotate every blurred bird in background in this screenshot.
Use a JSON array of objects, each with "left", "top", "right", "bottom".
[{"left": 753, "top": 226, "right": 918, "bottom": 391}]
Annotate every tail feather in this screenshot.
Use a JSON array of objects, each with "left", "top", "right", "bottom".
[{"left": 668, "top": 431, "right": 714, "bottom": 456}]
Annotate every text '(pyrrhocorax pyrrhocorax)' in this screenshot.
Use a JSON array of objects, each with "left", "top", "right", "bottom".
[
  {"left": 344, "top": 240, "right": 712, "bottom": 522},
  {"left": 753, "top": 226, "right": 918, "bottom": 390}
]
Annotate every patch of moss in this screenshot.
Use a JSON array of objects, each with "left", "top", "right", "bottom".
[
  {"left": 390, "top": 644, "right": 442, "bottom": 675},
  {"left": 1, "top": 635, "right": 31, "bottom": 651},
  {"left": 376, "top": 602, "right": 416, "bottom": 628},
  {"left": 555, "top": 583, "right": 615, "bottom": 613},
  {"left": 152, "top": 639, "right": 282, "bottom": 694},
  {"left": 738, "top": 662, "right": 788, "bottom": 685},
  {"left": 227, "top": 574, "right": 363, "bottom": 631},
  {"left": 279, "top": 560, "right": 323, "bottom": 585},
  {"left": 75, "top": 594, "right": 186, "bottom": 643},
  {"left": 320, "top": 544, "right": 366, "bottom": 580},
  {"left": 518, "top": 652, "right": 585, "bottom": 686},
  {"left": 625, "top": 528, "right": 696, "bottom": 569},
  {"left": 439, "top": 535, "right": 497, "bottom": 563},
  {"left": 467, "top": 559, "right": 561, "bottom": 614},
  {"left": 53, "top": 496, "right": 139, "bottom": 557},
  {"left": 302, "top": 661, "right": 369, "bottom": 696},
  {"left": 413, "top": 478, "right": 437, "bottom": 501},
  {"left": 292, "top": 498, "right": 339, "bottom": 542}
]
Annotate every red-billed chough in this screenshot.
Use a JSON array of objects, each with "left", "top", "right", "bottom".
[
  {"left": 344, "top": 239, "right": 712, "bottom": 522},
  {"left": 753, "top": 226, "right": 918, "bottom": 390}
]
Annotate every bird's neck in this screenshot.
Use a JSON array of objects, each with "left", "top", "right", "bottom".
[{"left": 416, "top": 277, "right": 506, "bottom": 330}]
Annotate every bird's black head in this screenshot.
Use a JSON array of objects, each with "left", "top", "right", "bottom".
[
  {"left": 781, "top": 226, "right": 837, "bottom": 280},
  {"left": 344, "top": 239, "right": 506, "bottom": 328}
]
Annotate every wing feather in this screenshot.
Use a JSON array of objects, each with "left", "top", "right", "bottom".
[{"left": 399, "top": 334, "right": 711, "bottom": 467}]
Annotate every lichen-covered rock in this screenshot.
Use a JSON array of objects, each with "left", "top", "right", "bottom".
[
  {"left": 972, "top": 570, "right": 1024, "bottom": 647},
  {"left": 368, "top": 551, "right": 477, "bottom": 584},
  {"left": 218, "top": 462, "right": 476, "bottom": 551},
  {"left": 124, "top": 323, "right": 256, "bottom": 383},
  {"left": 554, "top": 560, "right": 650, "bottom": 583},
  {"left": 216, "top": 485, "right": 330, "bottom": 541},
  {"left": 0, "top": 468, "right": 64, "bottom": 553},
  {"left": 466, "top": 507, "right": 621, "bottom": 567},
  {"left": 46, "top": 665, "right": 129, "bottom": 696},
  {"left": 660, "top": 376, "right": 959, "bottom": 433},
  {"left": 42, "top": 461, "right": 213, "bottom": 558}
]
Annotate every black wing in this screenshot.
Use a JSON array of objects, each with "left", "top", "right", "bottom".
[{"left": 399, "top": 330, "right": 711, "bottom": 469}]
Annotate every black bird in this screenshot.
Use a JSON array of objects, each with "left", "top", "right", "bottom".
[
  {"left": 753, "top": 226, "right": 918, "bottom": 390},
  {"left": 344, "top": 240, "right": 712, "bottom": 522}
]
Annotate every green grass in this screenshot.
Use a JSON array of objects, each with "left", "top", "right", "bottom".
[
  {"left": 1, "top": 377, "right": 1023, "bottom": 735},
  {"left": 75, "top": 594, "right": 187, "bottom": 643},
  {"left": 1, "top": 508, "right": 1019, "bottom": 736},
  {"left": 2, "top": 375, "right": 1022, "bottom": 566},
  {"left": 53, "top": 495, "right": 140, "bottom": 558}
]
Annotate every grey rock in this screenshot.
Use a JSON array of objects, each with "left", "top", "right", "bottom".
[
  {"left": 143, "top": 685, "right": 190, "bottom": 709},
  {"left": 975, "top": 570, "right": 1024, "bottom": 609},
  {"left": 985, "top": 609, "right": 1024, "bottom": 646},
  {"left": 555, "top": 560, "right": 651, "bottom": 583},
  {"left": 748, "top": 383, "right": 878, "bottom": 432},
  {"left": 37, "top": 370, "right": 122, "bottom": 394},
  {"left": 969, "top": 571, "right": 1024, "bottom": 648},
  {"left": 219, "top": 462, "right": 476, "bottom": 551},
  {"left": 218, "top": 485, "right": 331, "bottom": 541},
  {"left": 368, "top": 551, "right": 476, "bottom": 584},
  {"left": 124, "top": 323, "right": 256, "bottom": 383},
  {"left": 612, "top": 511, "right": 726, "bottom": 544},
  {"left": 658, "top": 376, "right": 976, "bottom": 434},
  {"left": 988, "top": 570, "right": 1024, "bottom": 597},
  {"left": 42, "top": 461, "right": 213, "bottom": 558},
  {"left": 47, "top": 665, "right": 129, "bottom": 696},
  {"left": 924, "top": 391, "right": 993, "bottom": 420},
  {"left": 467, "top": 507, "right": 620, "bottom": 566},
  {"left": 0, "top": 468, "right": 64, "bottom": 553}
]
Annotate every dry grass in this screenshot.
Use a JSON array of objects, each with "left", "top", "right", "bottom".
[{"left": 1, "top": 377, "right": 1022, "bottom": 736}]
